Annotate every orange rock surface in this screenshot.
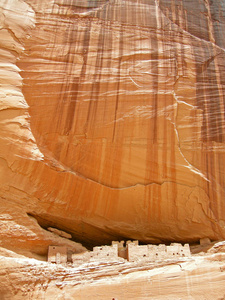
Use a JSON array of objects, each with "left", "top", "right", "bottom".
[{"left": 0, "top": 0, "right": 225, "bottom": 252}]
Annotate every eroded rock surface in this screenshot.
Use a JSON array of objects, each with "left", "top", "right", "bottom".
[
  {"left": 0, "top": 0, "right": 225, "bottom": 253},
  {"left": 1, "top": 246, "right": 225, "bottom": 299}
]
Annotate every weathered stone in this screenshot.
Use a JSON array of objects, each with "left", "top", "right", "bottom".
[
  {"left": 0, "top": 244, "right": 225, "bottom": 299},
  {"left": 47, "top": 227, "right": 72, "bottom": 239},
  {"left": 72, "top": 241, "right": 191, "bottom": 264},
  {"left": 1, "top": 0, "right": 225, "bottom": 297},
  {"left": 48, "top": 245, "right": 67, "bottom": 264},
  {"left": 200, "top": 238, "right": 211, "bottom": 246},
  {"left": 0, "top": 0, "right": 225, "bottom": 254},
  {"left": 127, "top": 241, "right": 191, "bottom": 262}
]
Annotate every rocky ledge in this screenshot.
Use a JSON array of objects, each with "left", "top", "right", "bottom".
[{"left": 1, "top": 241, "right": 225, "bottom": 299}]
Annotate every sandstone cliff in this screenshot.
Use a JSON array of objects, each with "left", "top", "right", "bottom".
[
  {"left": 0, "top": 0, "right": 225, "bottom": 255},
  {"left": 1, "top": 243, "right": 225, "bottom": 299}
]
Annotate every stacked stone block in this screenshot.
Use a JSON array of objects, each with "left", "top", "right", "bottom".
[
  {"left": 127, "top": 241, "right": 191, "bottom": 262},
  {"left": 51, "top": 241, "right": 191, "bottom": 265}
]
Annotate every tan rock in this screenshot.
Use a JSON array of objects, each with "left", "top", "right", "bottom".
[
  {"left": 208, "top": 241, "right": 225, "bottom": 254},
  {"left": 0, "top": 246, "right": 225, "bottom": 299},
  {"left": 47, "top": 227, "right": 72, "bottom": 239},
  {"left": 200, "top": 237, "right": 211, "bottom": 246},
  {"left": 0, "top": 0, "right": 225, "bottom": 252},
  {"left": 0, "top": 199, "right": 86, "bottom": 259}
]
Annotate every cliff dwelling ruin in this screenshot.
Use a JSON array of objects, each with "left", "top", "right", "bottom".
[
  {"left": 48, "top": 246, "right": 68, "bottom": 264},
  {"left": 48, "top": 241, "right": 191, "bottom": 265}
]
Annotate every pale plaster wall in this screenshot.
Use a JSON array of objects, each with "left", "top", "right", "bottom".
[
  {"left": 48, "top": 246, "right": 67, "bottom": 263},
  {"left": 72, "top": 241, "right": 191, "bottom": 264},
  {"left": 127, "top": 242, "right": 191, "bottom": 262}
]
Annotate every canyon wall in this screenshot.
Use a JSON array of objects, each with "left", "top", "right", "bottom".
[{"left": 0, "top": 0, "right": 225, "bottom": 253}]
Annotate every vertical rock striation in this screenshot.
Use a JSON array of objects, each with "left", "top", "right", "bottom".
[{"left": 0, "top": 0, "right": 225, "bottom": 250}]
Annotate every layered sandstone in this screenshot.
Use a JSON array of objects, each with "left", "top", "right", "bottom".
[
  {"left": 1, "top": 244, "right": 225, "bottom": 299},
  {"left": 0, "top": 0, "right": 225, "bottom": 255}
]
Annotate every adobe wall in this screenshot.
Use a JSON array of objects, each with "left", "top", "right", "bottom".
[
  {"left": 112, "top": 241, "right": 127, "bottom": 259},
  {"left": 72, "top": 252, "right": 91, "bottom": 265},
  {"left": 127, "top": 242, "right": 191, "bottom": 262},
  {"left": 127, "top": 244, "right": 149, "bottom": 262},
  {"left": 48, "top": 246, "right": 67, "bottom": 264},
  {"left": 91, "top": 244, "right": 118, "bottom": 261},
  {"left": 148, "top": 244, "right": 167, "bottom": 260},
  {"left": 72, "top": 244, "right": 120, "bottom": 265},
  {"left": 72, "top": 241, "right": 191, "bottom": 264},
  {"left": 166, "top": 243, "right": 191, "bottom": 258}
]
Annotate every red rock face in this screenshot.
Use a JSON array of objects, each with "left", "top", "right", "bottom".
[{"left": 0, "top": 0, "right": 225, "bottom": 252}]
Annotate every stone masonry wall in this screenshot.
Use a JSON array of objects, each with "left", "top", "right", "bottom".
[
  {"left": 127, "top": 242, "right": 191, "bottom": 262},
  {"left": 48, "top": 246, "right": 67, "bottom": 264},
  {"left": 91, "top": 244, "right": 118, "bottom": 261},
  {"left": 72, "top": 244, "right": 120, "bottom": 264},
  {"left": 72, "top": 241, "right": 191, "bottom": 265}
]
